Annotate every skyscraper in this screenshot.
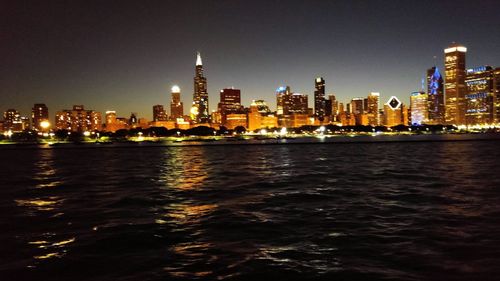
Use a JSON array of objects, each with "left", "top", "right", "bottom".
[
  {"left": 290, "top": 93, "right": 308, "bottom": 115},
  {"left": 314, "top": 77, "right": 326, "bottom": 121},
  {"left": 3, "top": 109, "right": 24, "bottom": 132},
  {"left": 327, "top": 94, "right": 338, "bottom": 122},
  {"left": 444, "top": 44, "right": 467, "bottom": 125},
  {"left": 350, "top": 98, "right": 364, "bottom": 114},
  {"left": 276, "top": 86, "right": 292, "bottom": 116},
  {"left": 170, "top": 85, "right": 183, "bottom": 119},
  {"left": 129, "top": 113, "right": 138, "bottom": 126},
  {"left": 218, "top": 88, "right": 243, "bottom": 125},
  {"left": 427, "top": 67, "right": 445, "bottom": 124},
  {"left": 383, "top": 96, "right": 405, "bottom": 127},
  {"left": 192, "top": 52, "right": 209, "bottom": 123},
  {"left": 105, "top": 111, "right": 128, "bottom": 132},
  {"left": 248, "top": 100, "right": 277, "bottom": 131},
  {"left": 55, "top": 105, "right": 102, "bottom": 132},
  {"left": 153, "top": 105, "right": 167, "bottom": 121},
  {"left": 465, "top": 66, "right": 494, "bottom": 125},
  {"left": 410, "top": 91, "right": 428, "bottom": 125},
  {"left": 367, "top": 92, "right": 380, "bottom": 126},
  {"left": 31, "top": 103, "right": 49, "bottom": 131}
]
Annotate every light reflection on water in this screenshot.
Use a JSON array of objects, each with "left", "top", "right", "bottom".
[
  {"left": 33, "top": 149, "right": 59, "bottom": 189},
  {"left": 0, "top": 138, "right": 500, "bottom": 280},
  {"left": 15, "top": 197, "right": 63, "bottom": 211},
  {"left": 157, "top": 147, "right": 221, "bottom": 278}
]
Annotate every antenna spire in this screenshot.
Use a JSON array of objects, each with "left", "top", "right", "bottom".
[{"left": 196, "top": 52, "right": 202, "bottom": 66}]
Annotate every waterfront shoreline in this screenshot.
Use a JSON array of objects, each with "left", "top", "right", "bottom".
[{"left": 1, "top": 133, "right": 499, "bottom": 149}]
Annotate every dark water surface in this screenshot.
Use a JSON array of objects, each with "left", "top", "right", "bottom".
[{"left": 1, "top": 137, "right": 500, "bottom": 280}]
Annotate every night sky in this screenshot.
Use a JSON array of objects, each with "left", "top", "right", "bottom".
[{"left": 2, "top": 0, "right": 500, "bottom": 120}]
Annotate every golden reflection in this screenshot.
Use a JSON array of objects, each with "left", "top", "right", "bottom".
[
  {"left": 163, "top": 267, "right": 213, "bottom": 278},
  {"left": 162, "top": 148, "right": 209, "bottom": 190},
  {"left": 172, "top": 242, "right": 213, "bottom": 257},
  {"left": 158, "top": 148, "right": 220, "bottom": 278},
  {"left": 29, "top": 238, "right": 76, "bottom": 249},
  {"left": 15, "top": 197, "right": 63, "bottom": 211},
  {"left": 161, "top": 203, "right": 218, "bottom": 225},
  {"left": 28, "top": 240, "right": 49, "bottom": 246},
  {"left": 34, "top": 252, "right": 62, "bottom": 260},
  {"left": 52, "top": 237, "right": 76, "bottom": 247},
  {"left": 33, "top": 149, "right": 59, "bottom": 189},
  {"left": 29, "top": 237, "right": 75, "bottom": 261}
]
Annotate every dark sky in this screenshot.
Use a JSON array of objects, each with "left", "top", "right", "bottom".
[{"left": 2, "top": 0, "right": 500, "bottom": 120}]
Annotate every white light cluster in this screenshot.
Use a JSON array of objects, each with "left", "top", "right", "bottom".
[
  {"left": 171, "top": 85, "right": 180, "bottom": 93},
  {"left": 445, "top": 46, "right": 467, "bottom": 53}
]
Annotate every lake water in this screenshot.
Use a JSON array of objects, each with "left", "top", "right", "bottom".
[{"left": 1, "top": 135, "right": 500, "bottom": 280}]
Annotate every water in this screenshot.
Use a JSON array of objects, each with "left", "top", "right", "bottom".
[{"left": 1, "top": 136, "right": 500, "bottom": 280}]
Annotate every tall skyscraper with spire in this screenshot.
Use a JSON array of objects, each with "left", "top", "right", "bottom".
[
  {"left": 444, "top": 44, "right": 467, "bottom": 125},
  {"left": 427, "top": 66, "right": 445, "bottom": 124},
  {"left": 191, "top": 52, "right": 209, "bottom": 123}
]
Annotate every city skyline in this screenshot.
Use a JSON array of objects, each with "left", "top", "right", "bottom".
[
  {"left": 2, "top": 0, "right": 500, "bottom": 121},
  {"left": 3, "top": 46, "right": 499, "bottom": 124}
]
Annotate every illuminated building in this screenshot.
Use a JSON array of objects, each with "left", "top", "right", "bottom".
[
  {"left": 90, "top": 112, "right": 102, "bottom": 131},
  {"left": 3, "top": 109, "right": 25, "bottom": 132},
  {"left": 176, "top": 118, "right": 190, "bottom": 130},
  {"left": 211, "top": 111, "right": 222, "bottom": 124},
  {"left": 253, "top": 100, "right": 272, "bottom": 114},
  {"left": 444, "top": 44, "right": 467, "bottom": 125},
  {"left": 350, "top": 97, "right": 366, "bottom": 125},
  {"left": 55, "top": 105, "right": 102, "bottom": 132},
  {"left": 427, "top": 67, "right": 445, "bottom": 124},
  {"left": 314, "top": 77, "right": 326, "bottom": 121},
  {"left": 465, "top": 66, "right": 494, "bottom": 125},
  {"left": 225, "top": 113, "right": 247, "bottom": 130},
  {"left": 153, "top": 105, "right": 167, "bottom": 121},
  {"left": 150, "top": 120, "right": 175, "bottom": 129},
  {"left": 105, "top": 111, "right": 127, "bottom": 132},
  {"left": 410, "top": 91, "right": 428, "bottom": 125},
  {"left": 115, "top": 118, "right": 129, "bottom": 129},
  {"left": 383, "top": 96, "right": 405, "bottom": 127},
  {"left": 325, "top": 100, "right": 331, "bottom": 117},
  {"left": 248, "top": 100, "right": 277, "bottom": 131},
  {"left": 129, "top": 113, "right": 138, "bottom": 127},
  {"left": 31, "top": 103, "right": 49, "bottom": 131},
  {"left": 403, "top": 104, "right": 410, "bottom": 126},
  {"left": 494, "top": 68, "right": 500, "bottom": 123},
  {"left": 279, "top": 92, "right": 308, "bottom": 127},
  {"left": 218, "top": 88, "right": 243, "bottom": 125},
  {"left": 261, "top": 115, "right": 278, "bottom": 129},
  {"left": 20, "top": 117, "right": 30, "bottom": 131},
  {"left": 170, "top": 85, "right": 183, "bottom": 119},
  {"left": 338, "top": 111, "right": 355, "bottom": 126},
  {"left": 248, "top": 101, "right": 262, "bottom": 131},
  {"left": 277, "top": 86, "right": 308, "bottom": 127},
  {"left": 276, "top": 86, "right": 292, "bottom": 116},
  {"left": 105, "top": 111, "right": 116, "bottom": 124},
  {"left": 291, "top": 114, "right": 309, "bottom": 128},
  {"left": 192, "top": 52, "right": 209, "bottom": 123},
  {"left": 355, "top": 114, "right": 369, "bottom": 126},
  {"left": 351, "top": 98, "right": 364, "bottom": 115},
  {"left": 323, "top": 94, "right": 337, "bottom": 122},
  {"left": 290, "top": 93, "right": 308, "bottom": 114},
  {"left": 367, "top": 92, "right": 380, "bottom": 126}
]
